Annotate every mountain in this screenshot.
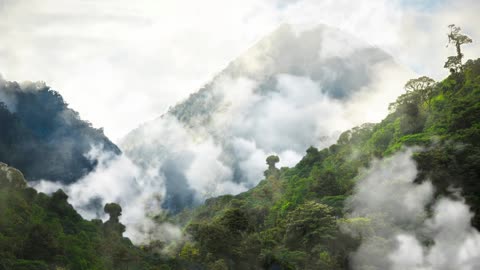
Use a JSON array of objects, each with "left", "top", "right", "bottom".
[
  {"left": 0, "top": 77, "right": 120, "bottom": 183},
  {"left": 171, "top": 58, "right": 480, "bottom": 269},
  {"left": 0, "top": 162, "right": 175, "bottom": 269},
  {"left": 2, "top": 57, "right": 479, "bottom": 269},
  {"left": 121, "top": 24, "right": 411, "bottom": 212}
]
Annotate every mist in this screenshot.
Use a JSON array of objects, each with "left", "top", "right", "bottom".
[
  {"left": 1, "top": 0, "right": 479, "bottom": 140},
  {"left": 122, "top": 24, "right": 414, "bottom": 213},
  {"left": 343, "top": 149, "right": 480, "bottom": 270},
  {"left": 10, "top": 0, "right": 479, "bottom": 246},
  {"left": 31, "top": 146, "right": 183, "bottom": 244},
  {"left": 31, "top": 24, "right": 414, "bottom": 244}
]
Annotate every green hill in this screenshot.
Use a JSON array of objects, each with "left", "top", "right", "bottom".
[
  {"left": 120, "top": 24, "right": 406, "bottom": 212},
  {"left": 0, "top": 162, "right": 177, "bottom": 270},
  {"left": 1, "top": 56, "right": 479, "bottom": 269},
  {"left": 0, "top": 78, "right": 120, "bottom": 184},
  {"left": 171, "top": 58, "right": 480, "bottom": 269}
]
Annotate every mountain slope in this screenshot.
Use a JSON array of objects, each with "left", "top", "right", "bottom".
[
  {"left": 1, "top": 56, "right": 478, "bottom": 270},
  {"left": 121, "top": 24, "right": 411, "bottom": 212},
  {"left": 168, "top": 24, "right": 392, "bottom": 127},
  {"left": 0, "top": 162, "right": 176, "bottom": 270},
  {"left": 0, "top": 77, "right": 120, "bottom": 183},
  {"left": 171, "top": 58, "right": 480, "bottom": 269}
]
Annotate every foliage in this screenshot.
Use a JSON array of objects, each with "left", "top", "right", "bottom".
[
  {"left": 0, "top": 79, "right": 120, "bottom": 183},
  {"left": 0, "top": 164, "right": 172, "bottom": 270},
  {"left": 174, "top": 57, "right": 480, "bottom": 269},
  {"left": 1, "top": 34, "right": 480, "bottom": 269},
  {"left": 445, "top": 24, "right": 473, "bottom": 72},
  {"left": 264, "top": 155, "right": 281, "bottom": 179},
  {"left": 2, "top": 57, "right": 480, "bottom": 268}
]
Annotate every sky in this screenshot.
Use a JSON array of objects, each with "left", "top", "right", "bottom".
[
  {"left": 0, "top": 0, "right": 479, "bottom": 141},
  {"left": 5, "top": 0, "right": 479, "bottom": 245}
]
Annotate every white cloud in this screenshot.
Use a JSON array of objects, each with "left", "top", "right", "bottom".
[
  {"left": 346, "top": 149, "right": 434, "bottom": 226},
  {"left": 0, "top": 0, "right": 478, "bottom": 140},
  {"left": 122, "top": 43, "right": 412, "bottom": 209},
  {"left": 344, "top": 150, "right": 480, "bottom": 270},
  {"left": 32, "top": 145, "right": 171, "bottom": 244},
  {"left": 0, "top": 0, "right": 280, "bottom": 141},
  {"left": 185, "top": 139, "right": 243, "bottom": 199},
  {"left": 5, "top": 0, "right": 479, "bottom": 249}
]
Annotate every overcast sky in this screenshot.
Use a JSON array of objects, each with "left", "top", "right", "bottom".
[{"left": 0, "top": 0, "right": 479, "bottom": 141}]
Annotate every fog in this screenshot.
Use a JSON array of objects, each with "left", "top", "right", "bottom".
[
  {"left": 121, "top": 24, "right": 413, "bottom": 212},
  {"left": 344, "top": 150, "right": 480, "bottom": 270}
]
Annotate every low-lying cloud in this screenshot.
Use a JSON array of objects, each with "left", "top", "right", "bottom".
[
  {"left": 3, "top": 0, "right": 479, "bottom": 249},
  {"left": 32, "top": 146, "right": 182, "bottom": 245},
  {"left": 32, "top": 25, "right": 414, "bottom": 244},
  {"left": 2, "top": 0, "right": 478, "bottom": 140},
  {"left": 344, "top": 150, "right": 480, "bottom": 270},
  {"left": 122, "top": 25, "right": 413, "bottom": 212}
]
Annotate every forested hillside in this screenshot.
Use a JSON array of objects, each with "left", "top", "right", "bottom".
[
  {"left": 170, "top": 58, "right": 480, "bottom": 269},
  {"left": 0, "top": 78, "right": 120, "bottom": 183},
  {"left": 121, "top": 24, "right": 409, "bottom": 212},
  {"left": 0, "top": 162, "right": 179, "bottom": 270},
  {"left": 1, "top": 44, "right": 479, "bottom": 270}
]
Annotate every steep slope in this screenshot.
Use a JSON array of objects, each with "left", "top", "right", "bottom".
[
  {"left": 168, "top": 24, "right": 392, "bottom": 126},
  {"left": 171, "top": 58, "right": 480, "bottom": 269},
  {"left": 121, "top": 24, "right": 411, "bottom": 212},
  {"left": 0, "top": 162, "right": 175, "bottom": 270},
  {"left": 1, "top": 52, "right": 478, "bottom": 270},
  {"left": 0, "top": 77, "right": 120, "bottom": 183}
]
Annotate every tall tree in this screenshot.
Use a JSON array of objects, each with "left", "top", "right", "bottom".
[
  {"left": 445, "top": 24, "right": 472, "bottom": 72},
  {"left": 388, "top": 76, "right": 436, "bottom": 113},
  {"left": 264, "top": 155, "right": 280, "bottom": 179},
  {"left": 404, "top": 76, "right": 436, "bottom": 106}
]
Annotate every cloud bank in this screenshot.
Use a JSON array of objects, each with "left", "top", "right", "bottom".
[
  {"left": 32, "top": 146, "right": 183, "bottom": 244},
  {"left": 10, "top": 0, "right": 479, "bottom": 246},
  {"left": 121, "top": 24, "right": 413, "bottom": 211},
  {"left": 344, "top": 150, "right": 480, "bottom": 270},
  {"left": 0, "top": 77, "right": 120, "bottom": 184},
  {"left": 30, "top": 24, "right": 415, "bottom": 244},
  {"left": 0, "top": 0, "right": 478, "bottom": 140}
]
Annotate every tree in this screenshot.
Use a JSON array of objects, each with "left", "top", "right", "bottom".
[
  {"left": 388, "top": 91, "right": 420, "bottom": 115},
  {"left": 388, "top": 76, "right": 436, "bottom": 114},
  {"left": 104, "top": 203, "right": 122, "bottom": 223},
  {"left": 404, "top": 76, "right": 436, "bottom": 93},
  {"left": 404, "top": 76, "right": 436, "bottom": 106},
  {"left": 265, "top": 155, "right": 281, "bottom": 179},
  {"left": 188, "top": 222, "right": 231, "bottom": 255},
  {"left": 266, "top": 155, "right": 280, "bottom": 170},
  {"left": 445, "top": 24, "right": 472, "bottom": 72},
  {"left": 219, "top": 208, "right": 250, "bottom": 234},
  {"left": 103, "top": 203, "right": 126, "bottom": 236},
  {"left": 311, "top": 170, "right": 343, "bottom": 197},
  {"left": 24, "top": 223, "right": 62, "bottom": 262},
  {"left": 284, "top": 201, "right": 337, "bottom": 251},
  {"left": 179, "top": 242, "right": 200, "bottom": 262}
]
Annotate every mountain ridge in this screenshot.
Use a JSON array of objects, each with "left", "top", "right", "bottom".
[
  {"left": 170, "top": 57, "right": 480, "bottom": 269},
  {"left": 0, "top": 77, "right": 121, "bottom": 183},
  {"left": 1, "top": 57, "right": 478, "bottom": 269},
  {"left": 121, "top": 23, "right": 411, "bottom": 212}
]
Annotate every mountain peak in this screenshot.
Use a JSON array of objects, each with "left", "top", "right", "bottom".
[{"left": 121, "top": 23, "right": 410, "bottom": 212}]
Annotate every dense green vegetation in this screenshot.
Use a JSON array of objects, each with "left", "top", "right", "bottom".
[
  {"left": 0, "top": 79, "right": 120, "bottom": 183},
  {"left": 1, "top": 58, "right": 479, "bottom": 269},
  {"left": 0, "top": 27, "right": 478, "bottom": 269},
  {"left": 168, "top": 58, "right": 480, "bottom": 269},
  {"left": 0, "top": 162, "right": 178, "bottom": 270}
]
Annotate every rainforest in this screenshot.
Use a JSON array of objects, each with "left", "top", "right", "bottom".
[{"left": 0, "top": 1, "right": 479, "bottom": 269}]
